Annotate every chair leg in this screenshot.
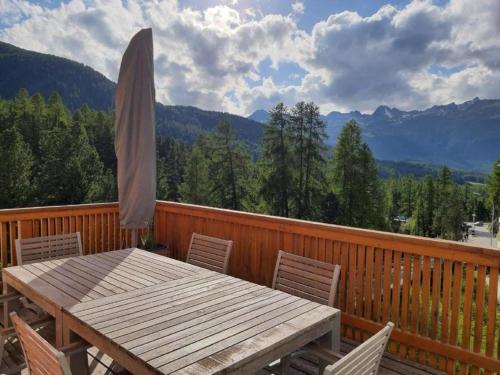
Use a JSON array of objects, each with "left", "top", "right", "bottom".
[{"left": 280, "top": 355, "right": 290, "bottom": 375}]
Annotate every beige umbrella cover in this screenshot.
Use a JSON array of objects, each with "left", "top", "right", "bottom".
[{"left": 115, "top": 28, "right": 156, "bottom": 229}]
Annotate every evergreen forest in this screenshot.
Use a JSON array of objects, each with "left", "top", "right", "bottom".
[{"left": 1, "top": 89, "right": 499, "bottom": 242}]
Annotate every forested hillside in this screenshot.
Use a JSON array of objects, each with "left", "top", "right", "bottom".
[
  {"left": 0, "top": 41, "right": 263, "bottom": 151},
  {"left": 0, "top": 42, "right": 115, "bottom": 111},
  {"left": 2, "top": 91, "right": 498, "bottom": 242}
]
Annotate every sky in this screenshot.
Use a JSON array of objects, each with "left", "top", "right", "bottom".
[{"left": 1, "top": 0, "right": 499, "bottom": 116}]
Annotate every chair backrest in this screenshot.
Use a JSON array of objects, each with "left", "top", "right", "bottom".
[
  {"left": 186, "top": 233, "right": 233, "bottom": 274},
  {"left": 324, "top": 322, "right": 394, "bottom": 375},
  {"left": 272, "top": 250, "right": 341, "bottom": 306},
  {"left": 15, "top": 232, "right": 83, "bottom": 266},
  {"left": 9, "top": 312, "right": 72, "bottom": 375}
]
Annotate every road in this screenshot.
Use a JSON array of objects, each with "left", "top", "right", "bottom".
[
  {"left": 465, "top": 223, "right": 500, "bottom": 301},
  {"left": 466, "top": 223, "right": 498, "bottom": 248}
]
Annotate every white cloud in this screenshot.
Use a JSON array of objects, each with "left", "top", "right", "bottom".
[
  {"left": 1, "top": 0, "right": 500, "bottom": 115},
  {"left": 291, "top": 1, "right": 305, "bottom": 15}
]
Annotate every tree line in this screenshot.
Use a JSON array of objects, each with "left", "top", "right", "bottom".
[{"left": 1, "top": 90, "right": 499, "bottom": 241}]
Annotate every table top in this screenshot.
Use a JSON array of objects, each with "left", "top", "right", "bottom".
[
  {"left": 2, "top": 248, "right": 203, "bottom": 309},
  {"left": 64, "top": 271, "right": 339, "bottom": 375}
]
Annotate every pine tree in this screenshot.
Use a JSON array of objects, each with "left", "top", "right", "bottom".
[
  {"left": 0, "top": 127, "right": 33, "bottom": 208},
  {"left": 329, "top": 120, "right": 384, "bottom": 229},
  {"left": 259, "top": 103, "right": 292, "bottom": 217},
  {"left": 358, "top": 143, "right": 386, "bottom": 228},
  {"left": 290, "top": 102, "right": 327, "bottom": 219},
  {"left": 37, "top": 116, "right": 104, "bottom": 204},
  {"left": 433, "top": 166, "right": 452, "bottom": 237},
  {"left": 432, "top": 166, "right": 465, "bottom": 240},
  {"left": 487, "top": 157, "right": 500, "bottom": 211},
  {"left": 412, "top": 176, "right": 435, "bottom": 236},
  {"left": 208, "top": 118, "right": 253, "bottom": 210},
  {"left": 179, "top": 144, "right": 211, "bottom": 205},
  {"left": 157, "top": 137, "right": 187, "bottom": 202}
]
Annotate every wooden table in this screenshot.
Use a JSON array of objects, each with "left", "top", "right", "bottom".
[
  {"left": 3, "top": 248, "right": 340, "bottom": 374},
  {"left": 63, "top": 272, "right": 340, "bottom": 374},
  {"left": 2, "top": 248, "right": 203, "bottom": 347}
]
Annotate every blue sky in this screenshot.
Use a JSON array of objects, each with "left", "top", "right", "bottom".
[{"left": 1, "top": 0, "right": 499, "bottom": 115}]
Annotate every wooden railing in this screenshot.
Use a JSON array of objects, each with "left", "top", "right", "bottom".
[
  {"left": 155, "top": 201, "right": 500, "bottom": 375},
  {"left": 1, "top": 201, "right": 499, "bottom": 373},
  {"left": 0, "top": 203, "right": 135, "bottom": 267}
]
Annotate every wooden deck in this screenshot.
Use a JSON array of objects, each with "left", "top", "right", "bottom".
[{"left": 2, "top": 201, "right": 500, "bottom": 373}]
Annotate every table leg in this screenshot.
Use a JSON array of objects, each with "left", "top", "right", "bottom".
[
  {"left": 317, "top": 312, "right": 341, "bottom": 373},
  {"left": 56, "top": 310, "right": 64, "bottom": 348},
  {"left": 2, "top": 281, "right": 19, "bottom": 328},
  {"left": 62, "top": 316, "right": 89, "bottom": 375}
]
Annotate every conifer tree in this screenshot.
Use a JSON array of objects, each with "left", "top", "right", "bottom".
[
  {"left": 259, "top": 103, "right": 292, "bottom": 217},
  {"left": 208, "top": 118, "right": 253, "bottom": 210},
  {"left": 412, "top": 176, "right": 435, "bottom": 236},
  {"left": 37, "top": 116, "right": 103, "bottom": 204},
  {"left": 179, "top": 144, "right": 211, "bottom": 205},
  {"left": 330, "top": 120, "right": 384, "bottom": 228},
  {"left": 290, "top": 102, "right": 327, "bottom": 219},
  {"left": 487, "top": 157, "right": 500, "bottom": 211},
  {"left": 0, "top": 127, "right": 33, "bottom": 208}
]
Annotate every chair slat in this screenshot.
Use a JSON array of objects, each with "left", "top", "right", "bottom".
[
  {"left": 272, "top": 250, "right": 341, "bottom": 307},
  {"left": 186, "top": 233, "right": 232, "bottom": 274},
  {"left": 323, "top": 322, "right": 394, "bottom": 375},
  {"left": 15, "top": 233, "right": 83, "bottom": 266},
  {"left": 9, "top": 312, "right": 71, "bottom": 375}
]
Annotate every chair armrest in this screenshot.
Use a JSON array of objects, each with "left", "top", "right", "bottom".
[
  {"left": 0, "top": 326, "right": 16, "bottom": 339},
  {"left": 60, "top": 340, "right": 91, "bottom": 357},
  {"left": 1, "top": 315, "right": 52, "bottom": 338},
  {"left": 304, "top": 341, "right": 343, "bottom": 363}
]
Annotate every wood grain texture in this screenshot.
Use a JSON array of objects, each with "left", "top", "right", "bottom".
[
  {"left": 306, "top": 322, "right": 394, "bottom": 375},
  {"left": 272, "top": 250, "right": 340, "bottom": 307},
  {"left": 63, "top": 272, "right": 340, "bottom": 375},
  {"left": 10, "top": 312, "right": 71, "bottom": 375},
  {"left": 186, "top": 233, "right": 233, "bottom": 274}
]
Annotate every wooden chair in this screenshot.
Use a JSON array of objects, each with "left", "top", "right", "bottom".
[
  {"left": 13, "top": 232, "right": 83, "bottom": 317},
  {"left": 186, "top": 233, "right": 232, "bottom": 274},
  {"left": 9, "top": 312, "right": 89, "bottom": 375},
  {"left": 272, "top": 250, "right": 341, "bottom": 306},
  {"left": 15, "top": 232, "right": 83, "bottom": 265},
  {"left": 303, "top": 322, "right": 394, "bottom": 374},
  {"left": 0, "top": 316, "right": 53, "bottom": 374}
]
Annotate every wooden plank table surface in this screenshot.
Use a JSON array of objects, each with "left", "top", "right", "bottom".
[
  {"left": 2, "top": 248, "right": 204, "bottom": 346},
  {"left": 63, "top": 271, "right": 340, "bottom": 375}
]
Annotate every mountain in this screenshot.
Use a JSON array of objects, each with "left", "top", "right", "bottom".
[
  {"left": 248, "top": 109, "right": 270, "bottom": 124},
  {"left": 251, "top": 100, "right": 500, "bottom": 171},
  {"left": 0, "top": 41, "right": 263, "bottom": 150},
  {"left": 0, "top": 41, "right": 115, "bottom": 111}
]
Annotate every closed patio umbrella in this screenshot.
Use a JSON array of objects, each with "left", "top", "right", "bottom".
[{"left": 115, "top": 28, "right": 156, "bottom": 245}]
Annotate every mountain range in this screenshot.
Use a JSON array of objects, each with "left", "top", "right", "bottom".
[
  {"left": 250, "top": 98, "right": 500, "bottom": 171},
  {"left": 1, "top": 40, "right": 499, "bottom": 172}
]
